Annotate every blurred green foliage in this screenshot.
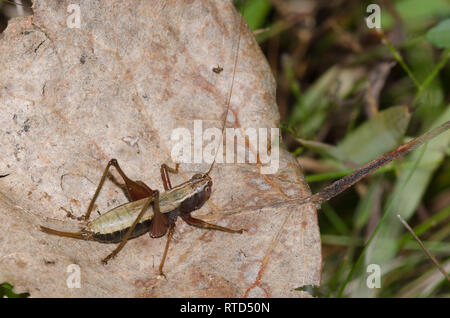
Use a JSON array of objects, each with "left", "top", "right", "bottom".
[
  {"left": 427, "top": 19, "right": 450, "bottom": 48},
  {"left": 0, "top": 282, "right": 30, "bottom": 298},
  {"left": 235, "top": 0, "right": 272, "bottom": 31},
  {"left": 238, "top": 0, "right": 450, "bottom": 297}
]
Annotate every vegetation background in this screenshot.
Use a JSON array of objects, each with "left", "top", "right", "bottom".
[
  {"left": 1, "top": 0, "right": 449, "bottom": 297},
  {"left": 234, "top": 0, "right": 450, "bottom": 297}
]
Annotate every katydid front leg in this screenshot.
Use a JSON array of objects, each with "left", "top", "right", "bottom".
[{"left": 181, "top": 214, "right": 245, "bottom": 234}]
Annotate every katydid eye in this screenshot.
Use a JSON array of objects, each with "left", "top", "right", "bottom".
[{"left": 192, "top": 173, "right": 202, "bottom": 179}]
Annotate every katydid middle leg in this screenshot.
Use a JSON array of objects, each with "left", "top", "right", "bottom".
[
  {"left": 154, "top": 163, "right": 179, "bottom": 277},
  {"left": 160, "top": 163, "right": 179, "bottom": 191},
  {"left": 158, "top": 223, "right": 175, "bottom": 278}
]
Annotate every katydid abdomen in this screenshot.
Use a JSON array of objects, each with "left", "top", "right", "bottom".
[
  {"left": 41, "top": 174, "right": 213, "bottom": 244},
  {"left": 87, "top": 196, "right": 179, "bottom": 243}
]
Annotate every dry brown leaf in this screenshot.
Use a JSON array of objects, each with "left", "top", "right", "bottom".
[{"left": 0, "top": 0, "right": 321, "bottom": 297}]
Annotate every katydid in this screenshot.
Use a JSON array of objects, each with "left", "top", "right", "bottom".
[{"left": 38, "top": 2, "right": 450, "bottom": 278}]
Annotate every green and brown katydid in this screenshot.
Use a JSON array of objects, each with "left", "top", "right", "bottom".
[
  {"left": 39, "top": 117, "right": 450, "bottom": 276},
  {"left": 38, "top": 2, "right": 450, "bottom": 279},
  {"left": 40, "top": 159, "right": 244, "bottom": 275},
  {"left": 39, "top": 3, "right": 247, "bottom": 277}
]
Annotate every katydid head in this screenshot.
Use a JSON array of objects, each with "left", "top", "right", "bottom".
[
  {"left": 190, "top": 173, "right": 213, "bottom": 199},
  {"left": 179, "top": 173, "right": 213, "bottom": 214}
]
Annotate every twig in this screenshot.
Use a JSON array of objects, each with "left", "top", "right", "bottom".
[
  {"left": 397, "top": 214, "right": 450, "bottom": 282},
  {"left": 373, "top": 28, "right": 420, "bottom": 88},
  {"left": 308, "top": 120, "right": 450, "bottom": 206},
  {"left": 336, "top": 137, "right": 428, "bottom": 297}
]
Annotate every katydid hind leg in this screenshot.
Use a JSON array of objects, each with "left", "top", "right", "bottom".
[
  {"left": 83, "top": 159, "right": 117, "bottom": 221},
  {"left": 109, "top": 159, "right": 153, "bottom": 201},
  {"left": 102, "top": 195, "right": 154, "bottom": 264},
  {"left": 149, "top": 190, "right": 169, "bottom": 238},
  {"left": 83, "top": 159, "right": 153, "bottom": 221}
]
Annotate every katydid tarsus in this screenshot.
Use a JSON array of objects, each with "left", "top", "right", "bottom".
[{"left": 38, "top": 2, "right": 450, "bottom": 278}]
